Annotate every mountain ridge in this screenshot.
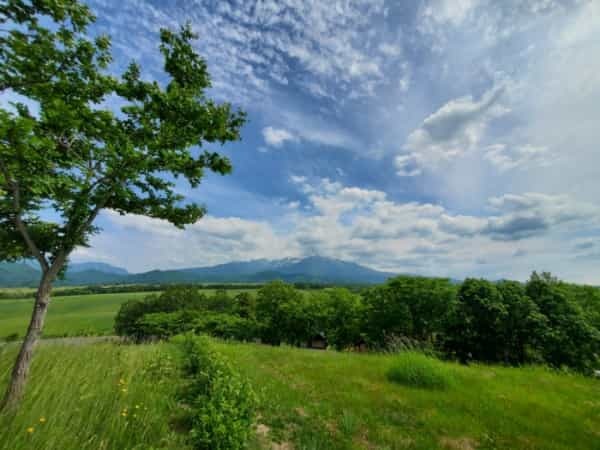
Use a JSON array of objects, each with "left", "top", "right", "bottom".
[{"left": 0, "top": 257, "right": 397, "bottom": 287}]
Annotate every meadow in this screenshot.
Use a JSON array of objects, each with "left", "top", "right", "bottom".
[
  {"left": 0, "top": 289, "right": 255, "bottom": 340},
  {"left": 0, "top": 340, "right": 598, "bottom": 450}
]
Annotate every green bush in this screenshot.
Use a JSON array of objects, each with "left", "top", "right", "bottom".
[
  {"left": 176, "top": 335, "right": 257, "bottom": 450},
  {"left": 193, "top": 313, "right": 259, "bottom": 341},
  {"left": 136, "top": 310, "right": 200, "bottom": 339},
  {"left": 114, "top": 287, "right": 206, "bottom": 340},
  {"left": 386, "top": 352, "right": 454, "bottom": 390}
]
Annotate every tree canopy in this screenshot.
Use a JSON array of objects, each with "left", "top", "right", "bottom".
[{"left": 0, "top": 0, "right": 246, "bottom": 409}]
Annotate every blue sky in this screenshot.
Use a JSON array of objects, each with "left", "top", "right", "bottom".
[{"left": 16, "top": 0, "right": 600, "bottom": 282}]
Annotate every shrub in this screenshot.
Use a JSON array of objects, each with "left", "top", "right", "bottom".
[
  {"left": 176, "top": 335, "right": 257, "bottom": 450},
  {"left": 114, "top": 287, "right": 206, "bottom": 340},
  {"left": 136, "top": 310, "right": 201, "bottom": 339},
  {"left": 386, "top": 352, "right": 454, "bottom": 390},
  {"left": 193, "top": 313, "right": 259, "bottom": 341}
]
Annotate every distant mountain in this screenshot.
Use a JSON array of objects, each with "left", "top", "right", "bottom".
[
  {"left": 0, "top": 261, "right": 129, "bottom": 287},
  {"left": 0, "top": 262, "right": 41, "bottom": 287},
  {"left": 68, "top": 262, "right": 129, "bottom": 276},
  {"left": 0, "top": 256, "right": 397, "bottom": 287}
]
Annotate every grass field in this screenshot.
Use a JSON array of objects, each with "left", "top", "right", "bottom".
[
  {"left": 0, "top": 290, "right": 254, "bottom": 340},
  {"left": 0, "top": 342, "right": 187, "bottom": 450},
  {"left": 1, "top": 340, "right": 598, "bottom": 450},
  {"left": 217, "top": 342, "right": 600, "bottom": 450}
]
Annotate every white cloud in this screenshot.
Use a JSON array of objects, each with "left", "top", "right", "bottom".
[
  {"left": 262, "top": 126, "right": 297, "bottom": 148},
  {"left": 81, "top": 179, "right": 600, "bottom": 282},
  {"left": 484, "top": 144, "right": 554, "bottom": 171},
  {"left": 89, "top": 0, "right": 407, "bottom": 103},
  {"left": 396, "top": 85, "right": 507, "bottom": 176}
]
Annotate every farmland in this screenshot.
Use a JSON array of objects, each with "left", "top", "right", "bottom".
[{"left": 0, "top": 289, "right": 255, "bottom": 340}]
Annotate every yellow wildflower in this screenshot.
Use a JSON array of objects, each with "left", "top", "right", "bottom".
[
  {"left": 39, "top": 417, "right": 46, "bottom": 423},
  {"left": 27, "top": 427, "right": 34, "bottom": 433}
]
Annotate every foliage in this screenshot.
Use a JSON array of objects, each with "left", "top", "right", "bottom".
[
  {"left": 0, "top": 1, "right": 246, "bottom": 269},
  {"left": 175, "top": 335, "right": 256, "bottom": 450},
  {"left": 386, "top": 352, "right": 454, "bottom": 390},
  {"left": 525, "top": 272, "right": 600, "bottom": 372},
  {"left": 109, "top": 274, "right": 600, "bottom": 374},
  {"left": 114, "top": 287, "right": 205, "bottom": 339},
  {"left": 255, "top": 280, "right": 303, "bottom": 345},
  {"left": 193, "top": 313, "right": 259, "bottom": 341}
]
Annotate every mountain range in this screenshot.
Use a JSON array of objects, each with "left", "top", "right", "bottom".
[{"left": 0, "top": 256, "right": 397, "bottom": 287}]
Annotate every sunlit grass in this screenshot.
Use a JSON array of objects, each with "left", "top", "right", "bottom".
[
  {"left": 0, "top": 342, "right": 188, "bottom": 450},
  {"left": 1, "top": 339, "right": 599, "bottom": 450},
  {"left": 386, "top": 351, "right": 455, "bottom": 389},
  {"left": 216, "top": 342, "right": 600, "bottom": 450}
]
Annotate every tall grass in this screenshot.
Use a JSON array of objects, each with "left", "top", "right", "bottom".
[
  {"left": 386, "top": 351, "right": 454, "bottom": 389},
  {"left": 0, "top": 342, "right": 188, "bottom": 450}
]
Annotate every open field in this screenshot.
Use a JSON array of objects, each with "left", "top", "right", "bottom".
[
  {"left": 218, "top": 341, "right": 600, "bottom": 450},
  {"left": 1, "top": 340, "right": 598, "bottom": 450},
  {"left": 0, "top": 290, "right": 255, "bottom": 339}
]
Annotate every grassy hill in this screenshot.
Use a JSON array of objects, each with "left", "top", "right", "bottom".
[{"left": 1, "top": 340, "right": 598, "bottom": 450}]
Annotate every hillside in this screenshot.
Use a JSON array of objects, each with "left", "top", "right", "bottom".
[
  {"left": 0, "top": 340, "right": 598, "bottom": 450},
  {"left": 0, "top": 257, "right": 396, "bottom": 287}
]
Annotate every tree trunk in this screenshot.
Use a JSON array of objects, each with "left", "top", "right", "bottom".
[{"left": 0, "top": 278, "right": 52, "bottom": 411}]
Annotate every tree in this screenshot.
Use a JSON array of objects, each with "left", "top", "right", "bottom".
[
  {"left": 0, "top": 0, "right": 245, "bottom": 409},
  {"left": 255, "top": 281, "right": 302, "bottom": 345},
  {"left": 445, "top": 278, "right": 508, "bottom": 363},
  {"left": 525, "top": 272, "right": 600, "bottom": 372},
  {"left": 319, "top": 288, "right": 363, "bottom": 350},
  {"left": 361, "top": 283, "right": 413, "bottom": 348}
]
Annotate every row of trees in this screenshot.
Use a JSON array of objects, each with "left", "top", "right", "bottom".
[{"left": 115, "top": 272, "right": 600, "bottom": 373}]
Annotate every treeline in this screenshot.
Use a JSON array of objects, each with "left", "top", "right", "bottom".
[
  {"left": 115, "top": 272, "right": 600, "bottom": 373},
  {"left": 0, "top": 282, "right": 342, "bottom": 300}
]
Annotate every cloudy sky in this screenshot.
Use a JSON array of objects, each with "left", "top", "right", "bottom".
[{"left": 51, "top": 0, "right": 600, "bottom": 282}]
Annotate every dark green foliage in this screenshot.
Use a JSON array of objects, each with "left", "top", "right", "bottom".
[
  {"left": 525, "top": 272, "right": 600, "bottom": 372},
  {"left": 114, "top": 287, "right": 205, "bottom": 339},
  {"left": 361, "top": 276, "right": 455, "bottom": 348},
  {"left": 318, "top": 288, "right": 363, "bottom": 349},
  {"left": 445, "top": 279, "right": 543, "bottom": 364},
  {"left": 193, "top": 313, "right": 259, "bottom": 341},
  {"left": 362, "top": 285, "right": 413, "bottom": 347},
  {"left": 446, "top": 279, "right": 510, "bottom": 362},
  {"left": 114, "top": 272, "right": 600, "bottom": 374},
  {"left": 135, "top": 310, "right": 200, "bottom": 339},
  {"left": 176, "top": 335, "right": 256, "bottom": 450},
  {"left": 204, "top": 289, "right": 235, "bottom": 313},
  {"left": 255, "top": 280, "right": 303, "bottom": 345}
]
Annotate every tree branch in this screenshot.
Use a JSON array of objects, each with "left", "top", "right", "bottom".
[{"left": 0, "top": 158, "right": 49, "bottom": 272}]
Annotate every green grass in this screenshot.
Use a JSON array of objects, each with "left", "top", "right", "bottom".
[
  {"left": 1, "top": 340, "right": 599, "bottom": 450},
  {"left": 215, "top": 342, "right": 600, "bottom": 450},
  {"left": 0, "top": 342, "right": 189, "bottom": 450},
  {"left": 0, "top": 290, "right": 255, "bottom": 339},
  {"left": 0, "top": 292, "right": 150, "bottom": 339},
  {"left": 386, "top": 351, "right": 454, "bottom": 390}
]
